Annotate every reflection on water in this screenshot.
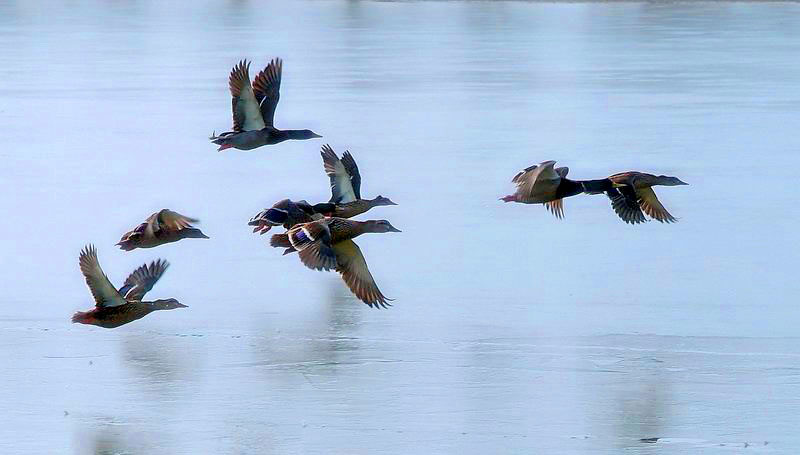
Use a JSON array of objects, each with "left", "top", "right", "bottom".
[{"left": 1, "top": 0, "right": 800, "bottom": 453}]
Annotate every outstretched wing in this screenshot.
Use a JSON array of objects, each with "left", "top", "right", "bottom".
[
  {"left": 118, "top": 259, "right": 170, "bottom": 301},
  {"left": 607, "top": 187, "right": 647, "bottom": 224},
  {"left": 252, "top": 58, "right": 282, "bottom": 127},
  {"left": 79, "top": 245, "right": 126, "bottom": 308},
  {"left": 637, "top": 188, "right": 677, "bottom": 223},
  {"left": 333, "top": 240, "right": 392, "bottom": 308},
  {"left": 228, "top": 60, "right": 266, "bottom": 132},
  {"left": 321, "top": 145, "right": 358, "bottom": 203},
  {"left": 340, "top": 151, "right": 362, "bottom": 200}
]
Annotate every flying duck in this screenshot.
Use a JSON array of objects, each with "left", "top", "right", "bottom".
[
  {"left": 604, "top": 171, "right": 688, "bottom": 224},
  {"left": 270, "top": 218, "right": 401, "bottom": 308},
  {"left": 117, "top": 209, "right": 208, "bottom": 251},
  {"left": 210, "top": 58, "right": 322, "bottom": 151},
  {"left": 500, "top": 160, "right": 614, "bottom": 219},
  {"left": 320, "top": 145, "right": 397, "bottom": 218},
  {"left": 72, "top": 245, "right": 186, "bottom": 328}
]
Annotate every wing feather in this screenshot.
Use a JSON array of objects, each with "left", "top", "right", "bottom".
[
  {"left": 252, "top": 58, "right": 282, "bottom": 127},
  {"left": 79, "top": 245, "right": 126, "bottom": 308},
  {"left": 340, "top": 151, "right": 362, "bottom": 200},
  {"left": 119, "top": 259, "right": 169, "bottom": 301},
  {"left": 333, "top": 240, "right": 392, "bottom": 308},
  {"left": 321, "top": 145, "right": 357, "bottom": 203},
  {"left": 638, "top": 188, "right": 677, "bottom": 223},
  {"left": 229, "top": 60, "right": 266, "bottom": 132}
]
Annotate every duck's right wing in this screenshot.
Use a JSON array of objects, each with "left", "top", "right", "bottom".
[
  {"left": 252, "top": 58, "right": 282, "bottom": 127},
  {"left": 79, "top": 245, "right": 126, "bottom": 308},
  {"left": 544, "top": 199, "right": 565, "bottom": 219},
  {"left": 148, "top": 209, "right": 199, "bottom": 234},
  {"left": 119, "top": 259, "right": 169, "bottom": 301},
  {"left": 321, "top": 145, "right": 358, "bottom": 203},
  {"left": 607, "top": 187, "right": 647, "bottom": 224},
  {"left": 333, "top": 240, "right": 392, "bottom": 308},
  {"left": 228, "top": 60, "right": 266, "bottom": 132},
  {"left": 637, "top": 188, "right": 677, "bottom": 223},
  {"left": 340, "top": 151, "right": 362, "bottom": 200}
]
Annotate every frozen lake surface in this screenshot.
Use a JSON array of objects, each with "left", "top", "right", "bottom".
[{"left": 1, "top": 1, "right": 799, "bottom": 453}]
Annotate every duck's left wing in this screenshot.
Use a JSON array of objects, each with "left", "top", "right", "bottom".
[
  {"left": 79, "top": 245, "right": 127, "bottom": 308},
  {"left": 321, "top": 145, "right": 357, "bottom": 203},
  {"left": 637, "top": 188, "right": 677, "bottom": 223},
  {"left": 333, "top": 240, "right": 392, "bottom": 308},
  {"left": 119, "top": 259, "right": 169, "bottom": 301},
  {"left": 228, "top": 60, "right": 266, "bottom": 132},
  {"left": 252, "top": 58, "right": 282, "bottom": 127}
]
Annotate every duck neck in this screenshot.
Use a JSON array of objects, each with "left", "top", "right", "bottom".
[
  {"left": 576, "top": 178, "right": 614, "bottom": 194},
  {"left": 555, "top": 179, "right": 586, "bottom": 199}
]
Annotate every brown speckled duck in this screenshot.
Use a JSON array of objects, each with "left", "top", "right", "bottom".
[
  {"left": 270, "top": 218, "right": 401, "bottom": 308},
  {"left": 604, "top": 171, "right": 688, "bottom": 224},
  {"left": 117, "top": 209, "right": 208, "bottom": 251},
  {"left": 209, "top": 58, "right": 321, "bottom": 151},
  {"left": 72, "top": 245, "right": 186, "bottom": 328},
  {"left": 248, "top": 199, "right": 336, "bottom": 235},
  {"left": 321, "top": 145, "right": 397, "bottom": 218},
  {"left": 501, "top": 160, "right": 614, "bottom": 219}
]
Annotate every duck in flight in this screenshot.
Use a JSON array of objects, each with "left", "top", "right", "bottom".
[
  {"left": 117, "top": 209, "right": 208, "bottom": 251},
  {"left": 72, "top": 245, "right": 186, "bottom": 328},
  {"left": 500, "top": 160, "right": 614, "bottom": 219},
  {"left": 210, "top": 58, "right": 322, "bottom": 151},
  {"left": 321, "top": 145, "right": 397, "bottom": 218},
  {"left": 270, "top": 218, "right": 401, "bottom": 308},
  {"left": 604, "top": 171, "right": 687, "bottom": 224}
]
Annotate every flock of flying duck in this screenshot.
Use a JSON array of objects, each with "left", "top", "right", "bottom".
[{"left": 72, "top": 58, "right": 687, "bottom": 328}]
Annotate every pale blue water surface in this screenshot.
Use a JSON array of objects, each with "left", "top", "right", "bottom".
[{"left": 1, "top": 1, "right": 799, "bottom": 453}]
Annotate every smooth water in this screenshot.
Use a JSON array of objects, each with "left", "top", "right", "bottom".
[{"left": 1, "top": 1, "right": 799, "bottom": 453}]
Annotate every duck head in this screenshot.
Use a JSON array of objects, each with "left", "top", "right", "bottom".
[
  {"left": 372, "top": 195, "right": 397, "bottom": 207},
  {"left": 287, "top": 129, "right": 322, "bottom": 140},
  {"left": 366, "top": 220, "right": 402, "bottom": 233},
  {"left": 657, "top": 175, "right": 689, "bottom": 186},
  {"left": 116, "top": 226, "right": 145, "bottom": 251},
  {"left": 152, "top": 298, "right": 188, "bottom": 310}
]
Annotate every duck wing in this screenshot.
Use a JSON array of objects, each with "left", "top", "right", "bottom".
[
  {"left": 288, "top": 220, "right": 338, "bottom": 271},
  {"left": 321, "top": 145, "right": 358, "bottom": 203},
  {"left": 333, "top": 239, "right": 392, "bottom": 308},
  {"left": 252, "top": 58, "right": 282, "bottom": 127},
  {"left": 147, "top": 209, "right": 199, "bottom": 234},
  {"left": 607, "top": 187, "right": 647, "bottom": 224},
  {"left": 228, "top": 60, "right": 266, "bottom": 132},
  {"left": 118, "top": 259, "right": 169, "bottom": 301},
  {"left": 340, "top": 151, "right": 362, "bottom": 200},
  {"left": 637, "top": 187, "right": 677, "bottom": 223},
  {"left": 544, "top": 199, "right": 565, "bottom": 219},
  {"left": 79, "top": 245, "right": 126, "bottom": 308},
  {"left": 512, "top": 160, "right": 560, "bottom": 199}
]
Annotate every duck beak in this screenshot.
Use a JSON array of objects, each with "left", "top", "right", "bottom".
[
  {"left": 312, "top": 133, "right": 323, "bottom": 138},
  {"left": 176, "top": 303, "right": 188, "bottom": 308},
  {"left": 679, "top": 180, "right": 689, "bottom": 185},
  {"left": 217, "top": 144, "right": 233, "bottom": 152},
  {"left": 388, "top": 226, "right": 402, "bottom": 233}
]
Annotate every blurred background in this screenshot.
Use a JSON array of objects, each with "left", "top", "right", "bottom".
[{"left": 0, "top": 0, "right": 798, "bottom": 453}]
